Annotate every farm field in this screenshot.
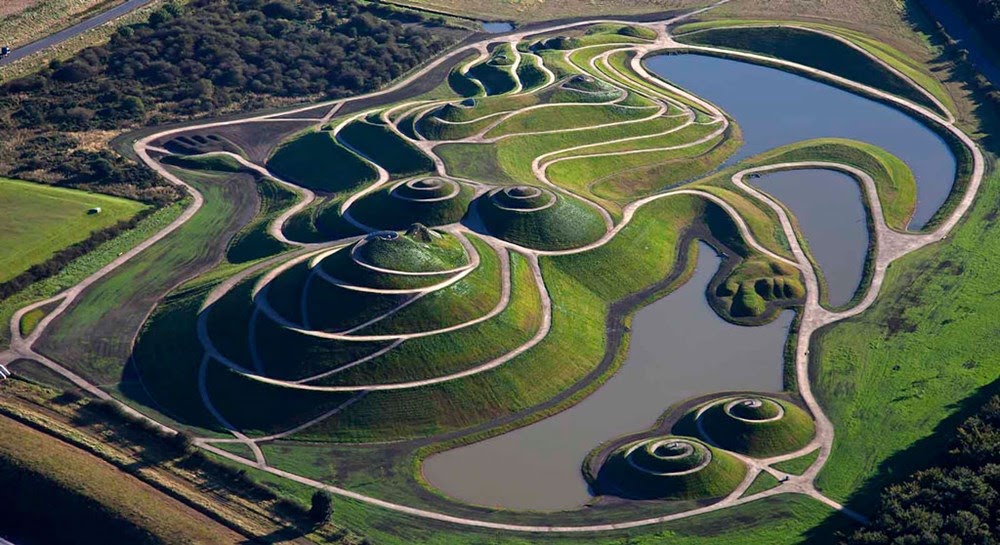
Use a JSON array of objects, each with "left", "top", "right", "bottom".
[
  {"left": 0, "top": 177, "right": 146, "bottom": 283},
  {"left": 0, "top": 413, "right": 244, "bottom": 544},
  {"left": 0, "top": 1, "right": 995, "bottom": 544}
]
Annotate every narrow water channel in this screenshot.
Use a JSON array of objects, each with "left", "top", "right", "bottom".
[
  {"left": 423, "top": 244, "right": 791, "bottom": 510},
  {"left": 647, "top": 54, "right": 956, "bottom": 230},
  {"left": 753, "top": 169, "right": 869, "bottom": 308}
]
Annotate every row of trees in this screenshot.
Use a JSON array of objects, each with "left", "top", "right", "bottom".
[
  {"left": 0, "top": 0, "right": 460, "bottom": 201},
  {"left": 843, "top": 394, "right": 1000, "bottom": 544}
]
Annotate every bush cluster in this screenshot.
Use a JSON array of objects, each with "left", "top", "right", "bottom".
[
  {"left": 843, "top": 394, "right": 1000, "bottom": 544},
  {"left": 0, "top": 0, "right": 457, "bottom": 199}
]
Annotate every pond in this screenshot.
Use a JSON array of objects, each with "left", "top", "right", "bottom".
[
  {"left": 423, "top": 244, "right": 791, "bottom": 510},
  {"left": 422, "top": 52, "right": 958, "bottom": 511},
  {"left": 482, "top": 22, "right": 515, "bottom": 34}
]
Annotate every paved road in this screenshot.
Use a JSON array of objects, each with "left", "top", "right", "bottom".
[{"left": 0, "top": 0, "right": 157, "bottom": 68}]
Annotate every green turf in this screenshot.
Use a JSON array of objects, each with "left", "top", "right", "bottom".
[
  {"left": 0, "top": 178, "right": 147, "bottom": 283},
  {"left": 160, "top": 153, "right": 245, "bottom": 173},
  {"left": 476, "top": 190, "right": 607, "bottom": 250},
  {"left": 773, "top": 449, "right": 820, "bottom": 476},
  {"left": 0, "top": 202, "right": 183, "bottom": 347},
  {"left": 337, "top": 120, "right": 435, "bottom": 177},
  {"left": 741, "top": 471, "right": 782, "bottom": 498},
  {"left": 266, "top": 131, "right": 377, "bottom": 194},
  {"left": 693, "top": 397, "right": 816, "bottom": 457},
  {"left": 812, "top": 170, "right": 1000, "bottom": 511},
  {"left": 226, "top": 177, "right": 297, "bottom": 264},
  {"left": 595, "top": 436, "right": 747, "bottom": 500}
]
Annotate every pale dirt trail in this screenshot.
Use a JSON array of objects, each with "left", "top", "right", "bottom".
[{"left": 3, "top": 0, "right": 986, "bottom": 532}]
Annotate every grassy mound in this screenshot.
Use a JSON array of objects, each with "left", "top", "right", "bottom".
[
  {"left": 475, "top": 186, "right": 606, "bottom": 250},
  {"left": 595, "top": 436, "right": 746, "bottom": 500},
  {"left": 267, "top": 131, "right": 377, "bottom": 194},
  {"left": 448, "top": 67, "right": 483, "bottom": 97},
  {"left": 562, "top": 74, "right": 617, "bottom": 94},
  {"left": 337, "top": 120, "right": 435, "bottom": 177},
  {"left": 713, "top": 257, "right": 805, "bottom": 320},
  {"left": 346, "top": 177, "right": 474, "bottom": 230},
  {"left": 694, "top": 396, "right": 816, "bottom": 457},
  {"left": 466, "top": 61, "right": 517, "bottom": 96},
  {"left": 353, "top": 228, "right": 469, "bottom": 273}
]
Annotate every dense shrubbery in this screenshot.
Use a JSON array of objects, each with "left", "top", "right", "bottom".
[
  {"left": 0, "top": 0, "right": 459, "bottom": 200},
  {"left": 842, "top": 394, "right": 1000, "bottom": 544}
]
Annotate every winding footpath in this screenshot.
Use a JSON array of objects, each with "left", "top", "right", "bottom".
[{"left": 1, "top": 0, "right": 987, "bottom": 533}]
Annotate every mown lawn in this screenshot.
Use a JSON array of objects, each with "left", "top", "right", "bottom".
[
  {"left": 813, "top": 171, "right": 1000, "bottom": 511},
  {"left": 0, "top": 177, "right": 147, "bottom": 282}
]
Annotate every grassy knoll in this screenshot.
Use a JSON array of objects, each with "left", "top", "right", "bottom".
[
  {"left": 337, "top": 120, "right": 435, "bottom": 177},
  {"left": 675, "top": 25, "right": 947, "bottom": 115},
  {"left": 161, "top": 153, "right": 245, "bottom": 173},
  {"left": 356, "top": 229, "right": 468, "bottom": 273},
  {"left": 742, "top": 471, "right": 782, "bottom": 497},
  {"left": 347, "top": 179, "right": 475, "bottom": 230},
  {"left": 693, "top": 397, "right": 816, "bottom": 457},
  {"left": 595, "top": 437, "right": 747, "bottom": 500},
  {"left": 266, "top": 131, "right": 377, "bottom": 194},
  {"left": 269, "top": 194, "right": 703, "bottom": 441},
  {"left": 476, "top": 190, "right": 607, "bottom": 250},
  {"left": 773, "top": 449, "right": 820, "bottom": 476},
  {"left": 0, "top": 177, "right": 147, "bottom": 282},
  {"left": 712, "top": 256, "right": 805, "bottom": 322},
  {"left": 466, "top": 58, "right": 518, "bottom": 96},
  {"left": 0, "top": 414, "right": 244, "bottom": 544},
  {"left": 812, "top": 169, "right": 1000, "bottom": 511}
]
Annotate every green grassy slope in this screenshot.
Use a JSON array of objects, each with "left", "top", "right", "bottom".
[
  {"left": 267, "top": 131, "right": 377, "bottom": 194},
  {"left": 0, "top": 178, "right": 147, "bottom": 282}
]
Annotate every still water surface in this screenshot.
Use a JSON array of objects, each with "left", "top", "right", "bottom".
[{"left": 423, "top": 53, "right": 958, "bottom": 510}]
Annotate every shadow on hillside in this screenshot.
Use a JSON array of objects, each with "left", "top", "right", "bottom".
[
  {"left": 802, "top": 377, "right": 1000, "bottom": 543},
  {"left": 903, "top": 2, "right": 1000, "bottom": 153}
]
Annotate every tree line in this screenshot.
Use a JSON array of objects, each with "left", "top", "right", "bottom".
[
  {"left": 843, "top": 392, "right": 1000, "bottom": 544},
  {"left": 0, "top": 0, "right": 461, "bottom": 202},
  {"left": 950, "top": 0, "right": 1000, "bottom": 43}
]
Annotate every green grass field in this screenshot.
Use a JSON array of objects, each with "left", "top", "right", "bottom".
[
  {"left": 0, "top": 178, "right": 147, "bottom": 283},
  {"left": 813, "top": 172, "right": 1000, "bottom": 512}
]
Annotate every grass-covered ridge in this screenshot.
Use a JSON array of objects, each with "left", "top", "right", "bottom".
[
  {"left": 688, "top": 396, "right": 816, "bottom": 457},
  {"left": 266, "top": 131, "right": 378, "bottom": 194},
  {"left": 594, "top": 436, "right": 747, "bottom": 500}
]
